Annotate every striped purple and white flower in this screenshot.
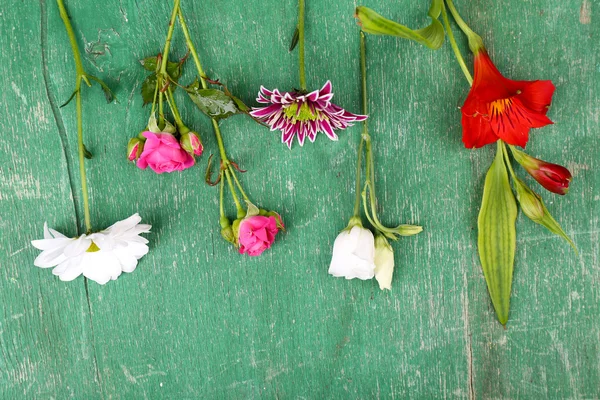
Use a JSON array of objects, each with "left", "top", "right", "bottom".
[{"left": 250, "top": 81, "right": 367, "bottom": 149}]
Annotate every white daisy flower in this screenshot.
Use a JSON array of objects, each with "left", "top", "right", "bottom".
[{"left": 31, "top": 213, "right": 151, "bottom": 285}]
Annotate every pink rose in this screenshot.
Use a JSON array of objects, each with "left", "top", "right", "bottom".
[
  {"left": 238, "top": 216, "right": 279, "bottom": 256},
  {"left": 137, "top": 131, "right": 195, "bottom": 174}
]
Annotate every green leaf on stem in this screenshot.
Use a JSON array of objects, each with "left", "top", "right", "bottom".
[
  {"left": 513, "top": 178, "right": 577, "bottom": 252},
  {"left": 289, "top": 26, "right": 300, "bottom": 51},
  {"left": 355, "top": 0, "right": 445, "bottom": 50},
  {"left": 140, "top": 56, "right": 182, "bottom": 79},
  {"left": 478, "top": 144, "right": 518, "bottom": 326},
  {"left": 186, "top": 79, "right": 242, "bottom": 120},
  {"left": 141, "top": 73, "right": 157, "bottom": 106}
]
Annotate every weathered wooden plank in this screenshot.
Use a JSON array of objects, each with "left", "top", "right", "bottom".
[{"left": 0, "top": 0, "right": 597, "bottom": 398}]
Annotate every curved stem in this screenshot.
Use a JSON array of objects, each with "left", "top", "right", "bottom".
[
  {"left": 228, "top": 166, "right": 250, "bottom": 202},
  {"left": 298, "top": 0, "right": 306, "bottom": 90},
  {"left": 57, "top": 0, "right": 92, "bottom": 233},
  {"left": 225, "top": 169, "right": 243, "bottom": 215},
  {"left": 444, "top": 0, "right": 474, "bottom": 38},
  {"left": 444, "top": 0, "right": 484, "bottom": 53},
  {"left": 441, "top": 3, "right": 473, "bottom": 85}
]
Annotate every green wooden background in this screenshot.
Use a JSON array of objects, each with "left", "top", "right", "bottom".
[{"left": 1, "top": 0, "right": 598, "bottom": 398}]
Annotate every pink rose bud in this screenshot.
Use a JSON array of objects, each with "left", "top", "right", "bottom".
[
  {"left": 512, "top": 148, "right": 572, "bottom": 195},
  {"left": 238, "top": 215, "right": 279, "bottom": 256},
  {"left": 127, "top": 137, "right": 144, "bottom": 161},
  {"left": 137, "top": 131, "right": 195, "bottom": 174},
  {"left": 180, "top": 131, "right": 204, "bottom": 156}
]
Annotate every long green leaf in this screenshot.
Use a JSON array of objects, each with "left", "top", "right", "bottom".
[
  {"left": 478, "top": 143, "right": 518, "bottom": 325},
  {"left": 355, "top": 0, "right": 445, "bottom": 50}
]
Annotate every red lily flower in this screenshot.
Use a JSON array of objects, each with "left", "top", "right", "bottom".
[{"left": 461, "top": 50, "right": 556, "bottom": 149}]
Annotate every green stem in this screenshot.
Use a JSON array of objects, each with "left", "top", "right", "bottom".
[
  {"left": 353, "top": 138, "right": 364, "bottom": 218},
  {"left": 160, "top": 0, "right": 180, "bottom": 76},
  {"left": 353, "top": 32, "right": 368, "bottom": 218},
  {"left": 150, "top": 75, "right": 160, "bottom": 117},
  {"left": 500, "top": 141, "right": 517, "bottom": 179},
  {"left": 228, "top": 165, "right": 250, "bottom": 202},
  {"left": 157, "top": 0, "right": 180, "bottom": 128},
  {"left": 158, "top": 92, "right": 165, "bottom": 128},
  {"left": 444, "top": 0, "right": 484, "bottom": 53},
  {"left": 219, "top": 171, "right": 225, "bottom": 218},
  {"left": 178, "top": 7, "right": 231, "bottom": 166},
  {"left": 360, "top": 32, "right": 368, "bottom": 120},
  {"left": 225, "top": 169, "right": 243, "bottom": 215},
  {"left": 441, "top": 3, "right": 473, "bottom": 85},
  {"left": 298, "top": 0, "right": 306, "bottom": 90},
  {"left": 165, "top": 86, "right": 186, "bottom": 129},
  {"left": 76, "top": 90, "right": 92, "bottom": 234},
  {"left": 178, "top": 8, "right": 208, "bottom": 90},
  {"left": 213, "top": 120, "right": 230, "bottom": 163},
  {"left": 57, "top": 0, "right": 92, "bottom": 233}
]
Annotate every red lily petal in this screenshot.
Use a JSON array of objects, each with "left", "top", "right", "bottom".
[{"left": 517, "top": 80, "right": 555, "bottom": 114}]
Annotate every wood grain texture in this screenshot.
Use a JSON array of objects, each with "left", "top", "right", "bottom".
[{"left": 0, "top": 0, "right": 598, "bottom": 398}]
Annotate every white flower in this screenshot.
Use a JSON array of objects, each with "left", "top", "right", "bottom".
[
  {"left": 31, "top": 213, "right": 151, "bottom": 285},
  {"left": 374, "top": 235, "right": 395, "bottom": 290},
  {"left": 328, "top": 225, "right": 376, "bottom": 280}
]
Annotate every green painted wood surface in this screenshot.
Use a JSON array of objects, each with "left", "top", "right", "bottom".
[{"left": 1, "top": 0, "right": 598, "bottom": 398}]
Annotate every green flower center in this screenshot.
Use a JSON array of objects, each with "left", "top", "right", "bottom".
[
  {"left": 283, "top": 102, "right": 318, "bottom": 122},
  {"left": 86, "top": 242, "right": 100, "bottom": 253}
]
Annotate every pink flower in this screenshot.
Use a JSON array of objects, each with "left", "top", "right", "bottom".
[
  {"left": 137, "top": 131, "right": 195, "bottom": 174},
  {"left": 250, "top": 81, "right": 367, "bottom": 148},
  {"left": 238, "top": 215, "right": 279, "bottom": 256}
]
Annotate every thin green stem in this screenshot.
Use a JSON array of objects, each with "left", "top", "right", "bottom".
[
  {"left": 178, "top": 7, "right": 232, "bottom": 170},
  {"left": 158, "top": 92, "right": 165, "bottom": 127},
  {"left": 229, "top": 166, "right": 250, "bottom": 202},
  {"left": 160, "top": 0, "right": 181, "bottom": 76},
  {"left": 360, "top": 32, "right": 368, "bottom": 120},
  {"left": 500, "top": 141, "right": 517, "bottom": 179},
  {"left": 225, "top": 169, "right": 243, "bottom": 215},
  {"left": 444, "top": 0, "right": 484, "bottom": 53},
  {"left": 441, "top": 3, "right": 473, "bottom": 85},
  {"left": 353, "top": 138, "right": 364, "bottom": 218},
  {"left": 165, "top": 86, "right": 185, "bottom": 128},
  {"left": 298, "top": 0, "right": 306, "bottom": 90},
  {"left": 178, "top": 8, "right": 208, "bottom": 89},
  {"left": 76, "top": 90, "right": 92, "bottom": 234},
  {"left": 213, "top": 120, "right": 230, "bottom": 163},
  {"left": 57, "top": 0, "right": 92, "bottom": 233},
  {"left": 150, "top": 75, "right": 160, "bottom": 116},
  {"left": 157, "top": 0, "right": 180, "bottom": 128},
  {"left": 56, "top": 0, "right": 90, "bottom": 85},
  {"left": 444, "top": 0, "right": 474, "bottom": 39},
  {"left": 219, "top": 171, "right": 225, "bottom": 218}
]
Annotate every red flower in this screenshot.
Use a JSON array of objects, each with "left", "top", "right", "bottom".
[{"left": 461, "top": 50, "right": 555, "bottom": 149}]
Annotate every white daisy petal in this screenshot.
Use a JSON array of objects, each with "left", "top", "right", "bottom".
[{"left": 32, "top": 215, "right": 151, "bottom": 284}]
